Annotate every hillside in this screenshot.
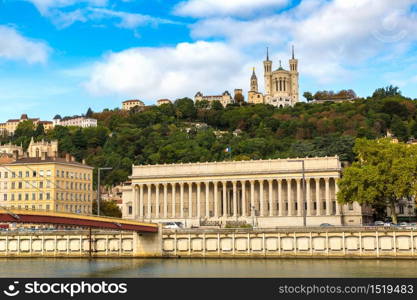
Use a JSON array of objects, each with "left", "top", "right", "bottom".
[{"left": 2, "top": 87, "right": 416, "bottom": 186}]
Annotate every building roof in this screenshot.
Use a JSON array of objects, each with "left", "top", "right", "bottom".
[
  {"left": 4, "top": 157, "right": 93, "bottom": 169},
  {"left": 123, "top": 99, "right": 143, "bottom": 104}
]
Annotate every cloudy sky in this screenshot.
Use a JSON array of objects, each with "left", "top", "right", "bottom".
[{"left": 1, "top": 0, "right": 417, "bottom": 121}]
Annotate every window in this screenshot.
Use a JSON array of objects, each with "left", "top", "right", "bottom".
[
  {"left": 3, "top": 194, "right": 7, "bottom": 201},
  {"left": 46, "top": 170, "right": 51, "bottom": 177},
  {"left": 128, "top": 206, "right": 132, "bottom": 215},
  {"left": 11, "top": 194, "right": 15, "bottom": 201},
  {"left": 40, "top": 170, "right": 44, "bottom": 177},
  {"left": 39, "top": 182, "right": 43, "bottom": 188},
  {"left": 12, "top": 172, "right": 15, "bottom": 178},
  {"left": 348, "top": 203, "right": 354, "bottom": 211},
  {"left": 18, "top": 194, "right": 22, "bottom": 201},
  {"left": 399, "top": 205, "right": 404, "bottom": 214},
  {"left": 4, "top": 172, "right": 8, "bottom": 178},
  {"left": 18, "top": 171, "right": 22, "bottom": 178},
  {"left": 25, "top": 194, "right": 29, "bottom": 201},
  {"left": 56, "top": 170, "right": 60, "bottom": 177},
  {"left": 39, "top": 193, "right": 43, "bottom": 200},
  {"left": 33, "top": 171, "right": 37, "bottom": 177},
  {"left": 46, "top": 193, "right": 50, "bottom": 200},
  {"left": 18, "top": 182, "right": 22, "bottom": 189},
  {"left": 25, "top": 171, "right": 29, "bottom": 177},
  {"left": 32, "top": 193, "right": 36, "bottom": 200}
]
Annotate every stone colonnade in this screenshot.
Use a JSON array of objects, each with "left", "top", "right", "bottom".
[{"left": 128, "top": 177, "right": 340, "bottom": 220}]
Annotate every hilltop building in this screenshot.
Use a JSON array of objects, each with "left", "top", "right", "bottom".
[
  {"left": 248, "top": 47, "right": 299, "bottom": 107},
  {"left": 52, "top": 115, "right": 97, "bottom": 128},
  {"left": 122, "top": 99, "right": 145, "bottom": 111},
  {"left": 156, "top": 99, "right": 172, "bottom": 106},
  {"left": 0, "top": 114, "right": 53, "bottom": 136},
  {"left": 194, "top": 91, "right": 233, "bottom": 107}
]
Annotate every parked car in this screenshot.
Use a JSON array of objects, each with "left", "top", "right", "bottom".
[
  {"left": 162, "top": 222, "right": 183, "bottom": 229},
  {"left": 319, "top": 223, "right": 333, "bottom": 227},
  {"left": 374, "top": 221, "right": 384, "bottom": 226}
]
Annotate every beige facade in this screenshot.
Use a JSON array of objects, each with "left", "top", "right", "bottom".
[
  {"left": 0, "top": 138, "right": 58, "bottom": 160},
  {"left": 0, "top": 114, "right": 52, "bottom": 136},
  {"left": 248, "top": 47, "right": 299, "bottom": 107},
  {"left": 122, "top": 157, "right": 371, "bottom": 228},
  {"left": 156, "top": 99, "right": 172, "bottom": 106},
  {"left": 194, "top": 91, "right": 233, "bottom": 108},
  {"left": 122, "top": 99, "right": 145, "bottom": 110},
  {"left": 0, "top": 157, "right": 94, "bottom": 214}
]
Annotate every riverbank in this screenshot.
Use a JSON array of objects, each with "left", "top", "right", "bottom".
[{"left": 2, "top": 227, "right": 417, "bottom": 258}]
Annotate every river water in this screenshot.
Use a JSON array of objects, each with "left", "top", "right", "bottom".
[{"left": 0, "top": 258, "right": 415, "bottom": 277}]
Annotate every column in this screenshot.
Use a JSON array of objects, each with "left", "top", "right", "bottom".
[
  {"left": 297, "top": 179, "right": 302, "bottom": 217},
  {"left": 306, "top": 178, "right": 312, "bottom": 216},
  {"left": 132, "top": 185, "right": 138, "bottom": 219},
  {"left": 287, "top": 180, "right": 293, "bottom": 216},
  {"left": 147, "top": 184, "right": 152, "bottom": 219},
  {"left": 325, "top": 178, "right": 331, "bottom": 216},
  {"left": 205, "top": 182, "right": 210, "bottom": 218},
  {"left": 180, "top": 182, "right": 184, "bottom": 218},
  {"left": 315, "top": 178, "right": 321, "bottom": 216},
  {"left": 163, "top": 183, "right": 168, "bottom": 218},
  {"left": 214, "top": 182, "right": 219, "bottom": 218},
  {"left": 250, "top": 180, "right": 255, "bottom": 217},
  {"left": 222, "top": 181, "right": 227, "bottom": 217},
  {"left": 197, "top": 182, "right": 201, "bottom": 219},
  {"left": 268, "top": 179, "right": 273, "bottom": 217},
  {"left": 155, "top": 184, "right": 160, "bottom": 218},
  {"left": 335, "top": 178, "right": 341, "bottom": 215},
  {"left": 171, "top": 183, "right": 176, "bottom": 218},
  {"left": 188, "top": 182, "right": 193, "bottom": 218},
  {"left": 259, "top": 180, "right": 264, "bottom": 217},
  {"left": 278, "top": 179, "right": 283, "bottom": 216},
  {"left": 241, "top": 181, "right": 246, "bottom": 217},
  {"left": 232, "top": 181, "right": 237, "bottom": 217},
  {"left": 139, "top": 184, "right": 144, "bottom": 218}
]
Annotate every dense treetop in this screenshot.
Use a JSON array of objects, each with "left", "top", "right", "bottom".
[{"left": 2, "top": 87, "right": 416, "bottom": 187}]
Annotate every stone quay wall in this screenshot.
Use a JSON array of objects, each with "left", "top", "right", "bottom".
[{"left": 2, "top": 228, "right": 417, "bottom": 258}]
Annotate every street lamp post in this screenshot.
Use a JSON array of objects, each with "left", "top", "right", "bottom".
[
  {"left": 288, "top": 160, "right": 306, "bottom": 227},
  {"left": 96, "top": 167, "right": 112, "bottom": 216}
]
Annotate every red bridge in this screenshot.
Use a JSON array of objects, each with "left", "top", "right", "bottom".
[{"left": 0, "top": 208, "right": 158, "bottom": 233}]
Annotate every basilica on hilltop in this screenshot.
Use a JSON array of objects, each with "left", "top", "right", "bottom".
[{"left": 248, "top": 47, "right": 299, "bottom": 108}]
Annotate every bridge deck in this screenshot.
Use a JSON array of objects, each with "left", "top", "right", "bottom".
[{"left": 0, "top": 209, "right": 158, "bottom": 232}]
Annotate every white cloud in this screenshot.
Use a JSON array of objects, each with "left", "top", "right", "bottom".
[
  {"left": 0, "top": 26, "right": 50, "bottom": 64},
  {"left": 84, "top": 41, "right": 250, "bottom": 101},
  {"left": 189, "top": 0, "right": 417, "bottom": 83},
  {"left": 174, "top": 0, "right": 289, "bottom": 17},
  {"left": 25, "top": 0, "right": 107, "bottom": 14},
  {"left": 88, "top": 8, "right": 177, "bottom": 29}
]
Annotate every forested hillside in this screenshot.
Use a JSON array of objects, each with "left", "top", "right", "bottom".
[{"left": 2, "top": 86, "right": 416, "bottom": 186}]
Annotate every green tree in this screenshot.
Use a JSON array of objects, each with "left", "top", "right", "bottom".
[
  {"left": 337, "top": 138, "right": 417, "bottom": 224},
  {"left": 92, "top": 200, "right": 122, "bottom": 217},
  {"left": 14, "top": 120, "right": 34, "bottom": 138},
  {"left": 372, "top": 85, "right": 402, "bottom": 99},
  {"left": 174, "top": 98, "right": 196, "bottom": 119},
  {"left": 391, "top": 115, "right": 409, "bottom": 142},
  {"left": 86, "top": 107, "right": 94, "bottom": 117},
  {"left": 34, "top": 123, "right": 45, "bottom": 137},
  {"left": 303, "top": 91, "right": 314, "bottom": 102}
]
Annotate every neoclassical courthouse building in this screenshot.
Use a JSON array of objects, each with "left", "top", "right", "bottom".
[{"left": 122, "top": 157, "right": 372, "bottom": 228}]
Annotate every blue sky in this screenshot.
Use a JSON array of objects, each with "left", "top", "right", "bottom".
[{"left": 1, "top": 0, "right": 417, "bottom": 122}]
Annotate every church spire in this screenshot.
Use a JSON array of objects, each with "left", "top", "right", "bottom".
[
  {"left": 292, "top": 45, "right": 295, "bottom": 59},
  {"left": 266, "top": 47, "right": 269, "bottom": 61}
]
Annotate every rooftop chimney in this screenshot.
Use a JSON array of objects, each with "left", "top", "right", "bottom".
[
  {"left": 13, "top": 150, "right": 18, "bottom": 161},
  {"left": 65, "top": 153, "right": 70, "bottom": 162}
]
